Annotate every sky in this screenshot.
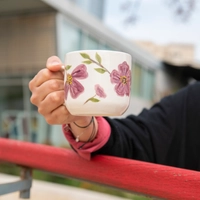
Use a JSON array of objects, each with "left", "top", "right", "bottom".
[{"left": 103, "top": 0, "right": 200, "bottom": 62}]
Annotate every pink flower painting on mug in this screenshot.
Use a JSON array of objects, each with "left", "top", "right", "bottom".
[
  {"left": 110, "top": 61, "right": 131, "bottom": 96},
  {"left": 84, "top": 84, "right": 107, "bottom": 104},
  {"left": 95, "top": 84, "right": 107, "bottom": 98},
  {"left": 65, "top": 64, "right": 88, "bottom": 99},
  {"left": 80, "top": 52, "right": 131, "bottom": 97}
]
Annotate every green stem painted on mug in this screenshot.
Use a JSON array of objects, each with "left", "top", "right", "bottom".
[{"left": 89, "top": 58, "right": 111, "bottom": 74}]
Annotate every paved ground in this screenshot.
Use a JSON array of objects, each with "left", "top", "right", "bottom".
[{"left": 0, "top": 173, "right": 130, "bottom": 200}]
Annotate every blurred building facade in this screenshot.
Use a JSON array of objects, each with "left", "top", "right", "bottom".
[
  {"left": 135, "top": 40, "right": 195, "bottom": 66},
  {"left": 69, "top": 0, "right": 105, "bottom": 20},
  {"left": 134, "top": 40, "right": 200, "bottom": 97},
  {"left": 0, "top": 0, "right": 161, "bottom": 145}
]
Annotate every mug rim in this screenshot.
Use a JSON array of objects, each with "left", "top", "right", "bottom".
[{"left": 66, "top": 50, "right": 131, "bottom": 57}]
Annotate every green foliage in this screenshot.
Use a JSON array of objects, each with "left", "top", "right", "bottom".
[
  {"left": 0, "top": 161, "right": 20, "bottom": 175},
  {"left": 65, "top": 65, "right": 72, "bottom": 70},
  {"left": 83, "top": 60, "right": 92, "bottom": 64},
  {"left": 88, "top": 97, "right": 100, "bottom": 102},
  {"left": 80, "top": 53, "right": 90, "bottom": 59},
  {"left": 95, "top": 53, "right": 102, "bottom": 64},
  {"left": 94, "top": 68, "right": 106, "bottom": 73}
]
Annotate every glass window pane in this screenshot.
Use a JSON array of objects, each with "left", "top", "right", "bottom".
[
  {"left": 86, "top": 35, "right": 99, "bottom": 49},
  {"left": 141, "top": 69, "right": 155, "bottom": 100},
  {"left": 131, "top": 62, "right": 142, "bottom": 97},
  {"left": 57, "top": 15, "right": 81, "bottom": 61},
  {"left": 98, "top": 43, "right": 116, "bottom": 51},
  {"left": 104, "top": 45, "right": 115, "bottom": 50},
  {"left": 0, "top": 86, "right": 23, "bottom": 110},
  {"left": 147, "top": 70, "right": 155, "bottom": 100},
  {"left": 0, "top": 85, "right": 23, "bottom": 138},
  {"left": 141, "top": 68, "right": 147, "bottom": 99}
]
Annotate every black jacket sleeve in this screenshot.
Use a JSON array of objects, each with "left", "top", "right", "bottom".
[{"left": 93, "top": 82, "right": 200, "bottom": 171}]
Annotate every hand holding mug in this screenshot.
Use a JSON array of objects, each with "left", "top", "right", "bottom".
[
  {"left": 29, "top": 56, "right": 90, "bottom": 125},
  {"left": 29, "top": 51, "right": 131, "bottom": 143}
]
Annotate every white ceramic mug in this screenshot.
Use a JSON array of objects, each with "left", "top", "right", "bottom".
[{"left": 63, "top": 50, "right": 132, "bottom": 116}]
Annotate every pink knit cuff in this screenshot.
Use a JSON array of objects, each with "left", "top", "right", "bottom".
[{"left": 62, "top": 117, "right": 111, "bottom": 160}]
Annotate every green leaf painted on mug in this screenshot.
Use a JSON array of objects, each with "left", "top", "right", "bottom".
[
  {"left": 89, "top": 97, "right": 100, "bottom": 102},
  {"left": 94, "top": 68, "right": 106, "bottom": 74},
  {"left": 95, "top": 52, "right": 101, "bottom": 64},
  {"left": 80, "top": 53, "right": 90, "bottom": 59},
  {"left": 65, "top": 65, "right": 72, "bottom": 71},
  {"left": 83, "top": 60, "right": 92, "bottom": 64}
]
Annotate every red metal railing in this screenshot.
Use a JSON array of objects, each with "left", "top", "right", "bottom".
[{"left": 0, "top": 138, "right": 200, "bottom": 200}]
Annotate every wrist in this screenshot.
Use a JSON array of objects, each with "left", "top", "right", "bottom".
[
  {"left": 69, "top": 116, "right": 98, "bottom": 143},
  {"left": 73, "top": 116, "right": 94, "bottom": 128}
]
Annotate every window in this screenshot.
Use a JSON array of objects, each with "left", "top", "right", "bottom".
[
  {"left": 56, "top": 14, "right": 81, "bottom": 61},
  {"left": 79, "top": 33, "right": 99, "bottom": 50},
  {"left": 86, "top": 35, "right": 99, "bottom": 49},
  {"left": 131, "top": 62, "right": 155, "bottom": 100},
  {"left": 72, "top": 0, "right": 105, "bottom": 20},
  {"left": 132, "top": 62, "right": 142, "bottom": 97},
  {"left": 141, "top": 69, "right": 155, "bottom": 100}
]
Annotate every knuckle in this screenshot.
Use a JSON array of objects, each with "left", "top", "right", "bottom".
[
  {"left": 29, "top": 80, "right": 33, "bottom": 91},
  {"left": 42, "top": 69, "right": 51, "bottom": 79},
  {"left": 30, "top": 94, "right": 37, "bottom": 105},
  {"left": 45, "top": 116, "right": 54, "bottom": 125},
  {"left": 49, "top": 92, "right": 62, "bottom": 103},
  {"left": 38, "top": 68, "right": 50, "bottom": 80},
  {"left": 49, "top": 80, "right": 60, "bottom": 91},
  {"left": 37, "top": 107, "right": 43, "bottom": 115},
  {"left": 37, "top": 106, "right": 46, "bottom": 116},
  {"left": 58, "top": 90, "right": 65, "bottom": 100}
]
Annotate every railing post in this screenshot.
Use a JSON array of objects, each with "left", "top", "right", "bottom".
[
  {"left": 0, "top": 166, "right": 32, "bottom": 198},
  {"left": 19, "top": 167, "right": 32, "bottom": 199}
]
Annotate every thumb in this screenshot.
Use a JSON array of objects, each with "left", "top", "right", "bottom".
[{"left": 46, "top": 56, "right": 63, "bottom": 72}]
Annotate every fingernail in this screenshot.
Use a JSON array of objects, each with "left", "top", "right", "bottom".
[{"left": 51, "top": 61, "right": 60, "bottom": 66}]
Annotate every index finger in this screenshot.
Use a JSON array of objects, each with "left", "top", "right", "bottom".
[
  {"left": 29, "top": 68, "right": 64, "bottom": 92},
  {"left": 29, "top": 56, "right": 64, "bottom": 91}
]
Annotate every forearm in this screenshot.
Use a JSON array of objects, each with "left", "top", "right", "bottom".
[{"left": 95, "top": 82, "right": 200, "bottom": 170}]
